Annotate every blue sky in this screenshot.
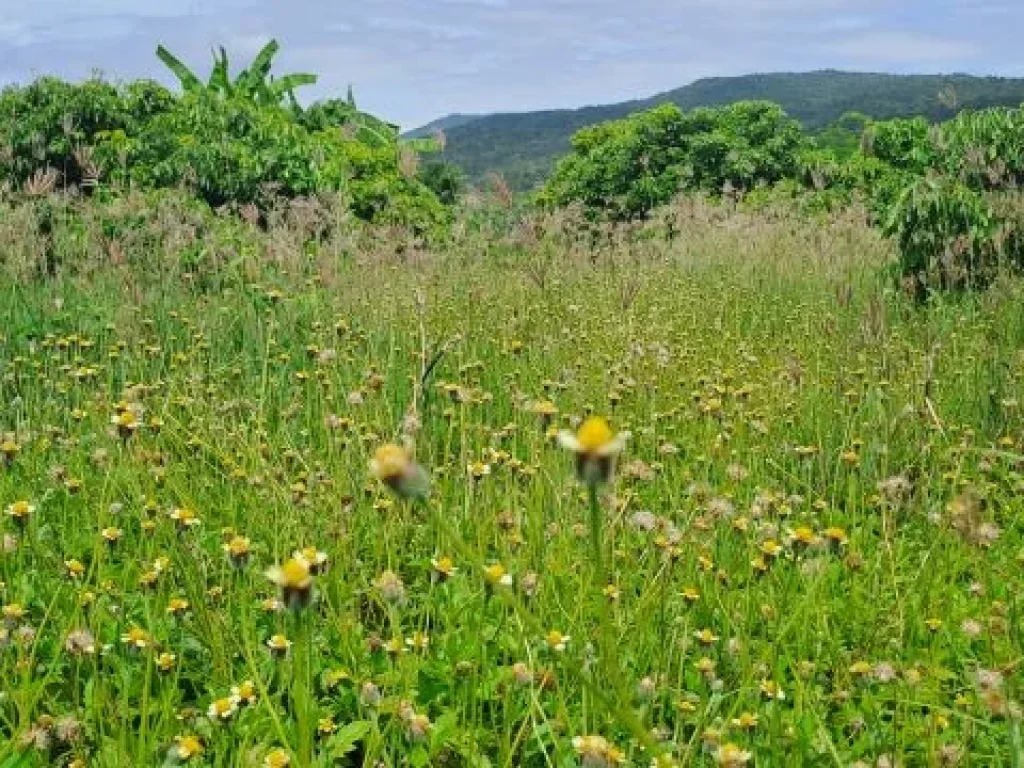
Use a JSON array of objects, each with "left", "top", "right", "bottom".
[{"left": 0, "top": 0, "right": 1020, "bottom": 130}]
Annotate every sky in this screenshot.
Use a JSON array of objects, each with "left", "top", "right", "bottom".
[{"left": 0, "top": 0, "right": 1021, "bottom": 130}]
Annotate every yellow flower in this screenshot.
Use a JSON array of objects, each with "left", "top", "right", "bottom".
[
  {"left": 431, "top": 555, "right": 456, "bottom": 581},
  {"left": 223, "top": 535, "right": 252, "bottom": 566},
  {"left": 5, "top": 500, "right": 34, "bottom": 524},
  {"left": 369, "top": 442, "right": 430, "bottom": 498},
  {"left": 266, "top": 558, "right": 313, "bottom": 610},
  {"left": 156, "top": 652, "right": 177, "bottom": 672},
  {"left": 167, "top": 597, "right": 190, "bottom": 616},
  {"left": 266, "top": 634, "right": 292, "bottom": 656},
  {"left": 483, "top": 563, "right": 512, "bottom": 589},
  {"left": 572, "top": 734, "right": 625, "bottom": 766},
  {"left": 208, "top": 695, "right": 239, "bottom": 721},
  {"left": 294, "top": 546, "right": 329, "bottom": 574},
  {"left": 0, "top": 439, "right": 19, "bottom": 465},
  {"left": 232, "top": 680, "right": 258, "bottom": 706},
  {"left": 169, "top": 507, "right": 201, "bottom": 530},
  {"left": 545, "top": 629, "right": 569, "bottom": 652},
  {"left": 121, "top": 626, "right": 152, "bottom": 650},
  {"left": 730, "top": 712, "right": 759, "bottom": 730},
  {"left": 264, "top": 748, "right": 291, "bottom": 767},
  {"left": 715, "top": 743, "right": 752, "bottom": 766},
  {"left": 925, "top": 617, "right": 943, "bottom": 632},
  {"left": 175, "top": 734, "right": 204, "bottom": 761},
  {"left": 694, "top": 628, "right": 719, "bottom": 646},
  {"left": 558, "top": 417, "right": 630, "bottom": 485}
]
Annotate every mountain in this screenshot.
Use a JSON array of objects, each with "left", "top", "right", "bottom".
[
  {"left": 404, "top": 113, "right": 484, "bottom": 138},
  {"left": 408, "top": 71, "right": 1024, "bottom": 192}
]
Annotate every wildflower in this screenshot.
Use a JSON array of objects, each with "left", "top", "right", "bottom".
[
  {"left": 558, "top": 416, "right": 630, "bottom": 486},
  {"left": 405, "top": 712, "right": 432, "bottom": 743},
  {"left": 360, "top": 680, "right": 382, "bottom": 707},
  {"left": 174, "top": 734, "right": 204, "bottom": 761},
  {"left": 760, "top": 539, "right": 783, "bottom": 558},
  {"left": 112, "top": 408, "right": 141, "bottom": 439},
  {"left": 166, "top": 597, "right": 190, "bottom": 616},
  {"left": 2, "top": 602, "right": 26, "bottom": 625},
  {"left": 121, "top": 626, "right": 152, "bottom": 651},
  {"left": 694, "top": 628, "right": 719, "bottom": 646},
  {"left": 65, "top": 629, "right": 97, "bottom": 657},
  {"left": 483, "top": 562, "right": 513, "bottom": 590},
  {"left": 731, "top": 712, "right": 759, "bottom": 730},
  {"left": 169, "top": 507, "right": 201, "bottom": 531},
  {"left": 681, "top": 586, "right": 701, "bottom": 603},
  {"left": 406, "top": 631, "right": 430, "bottom": 652},
  {"left": 232, "top": 680, "right": 258, "bottom": 707},
  {"left": 101, "top": 526, "right": 123, "bottom": 545},
  {"left": 511, "top": 662, "right": 533, "bottom": 686},
  {"left": 545, "top": 630, "right": 570, "bottom": 652},
  {"left": 572, "top": 734, "right": 626, "bottom": 766},
  {"left": 373, "top": 570, "right": 406, "bottom": 603},
  {"left": 532, "top": 399, "right": 559, "bottom": 426},
  {"left": 65, "top": 559, "right": 86, "bottom": 579},
  {"left": 520, "top": 571, "right": 539, "bottom": 597},
  {"left": 294, "top": 546, "right": 329, "bottom": 574},
  {"left": 266, "top": 558, "right": 314, "bottom": 610},
  {"left": 715, "top": 743, "right": 752, "bottom": 767},
  {"left": 223, "top": 535, "right": 252, "bottom": 567},
  {"left": 156, "top": 652, "right": 177, "bottom": 672},
  {"left": 695, "top": 657, "right": 717, "bottom": 680},
  {"left": 602, "top": 584, "right": 621, "bottom": 601},
  {"left": 264, "top": 748, "right": 291, "bottom": 768},
  {"left": 823, "top": 526, "right": 849, "bottom": 550},
  {"left": 208, "top": 696, "right": 239, "bottom": 721},
  {"left": 925, "top": 617, "right": 943, "bottom": 632},
  {"left": 467, "top": 460, "right": 492, "bottom": 479},
  {"left": 788, "top": 525, "right": 818, "bottom": 550},
  {"left": 369, "top": 442, "right": 430, "bottom": 499},
  {"left": 760, "top": 679, "right": 785, "bottom": 700},
  {"left": 318, "top": 717, "right": 338, "bottom": 736},
  {"left": 431, "top": 555, "right": 456, "bottom": 582},
  {"left": 0, "top": 438, "right": 19, "bottom": 465},
  {"left": 266, "top": 634, "right": 291, "bottom": 657},
  {"left": 5, "top": 500, "right": 34, "bottom": 526}
]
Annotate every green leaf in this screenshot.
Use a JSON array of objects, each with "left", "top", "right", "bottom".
[
  {"left": 156, "top": 45, "right": 203, "bottom": 92},
  {"left": 326, "top": 720, "right": 373, "bottom": 758}
]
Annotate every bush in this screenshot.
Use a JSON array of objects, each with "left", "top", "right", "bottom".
[
  {"left": 539, "top": 101, "right": 807, "bottom": 219},
  {"left": 0, "top": 74, "right": 447, "bottom": 239},
  {"left": 881, "top": 175, "right": 1023, "bottom": 297}
]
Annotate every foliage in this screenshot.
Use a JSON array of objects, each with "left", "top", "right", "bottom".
[
  {"left": 539, "top": 101, "right": 806, "bottom": 219},
  {"left": 155, "top": 38, "right": 317, "bottom": 108},
  {"left": 882, "top": 175, "right": 1023, "bottom": 298},
  {"left": 0, "top": 45, "right": 448, "bottom": 238},
  {"left": 413, "top": 71, "right": 1024, "bottom": 190},
  {"left": 416, "top": 161, "right": 465, "bottom": 206}
]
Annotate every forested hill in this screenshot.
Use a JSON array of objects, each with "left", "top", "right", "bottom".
[{"left": 405, "top": 71, "right": 1024, "bottom": 191}]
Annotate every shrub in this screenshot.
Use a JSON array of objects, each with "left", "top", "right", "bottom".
[
  {"left": 539, "top": 101, "right": 807, "bottom": 219},
  {"left": 881, "top": 175, "right": 1022, "bottom": 298}
]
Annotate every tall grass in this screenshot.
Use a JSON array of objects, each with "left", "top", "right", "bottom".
[{"left": 0, "top": 192, "right": 1021, "bottom": 766}]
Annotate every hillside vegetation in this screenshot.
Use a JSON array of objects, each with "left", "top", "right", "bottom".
[{"left": 411, "top": 71, "right": 1024, "bottom": 190}]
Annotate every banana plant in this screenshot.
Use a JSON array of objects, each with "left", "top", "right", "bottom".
[{"left": 155, "top": 39, "right": 317, "bottom": 107}]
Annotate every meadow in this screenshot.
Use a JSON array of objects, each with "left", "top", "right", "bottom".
[{"left": 0, "top": 196, "right": 1022, "bottom": 767}]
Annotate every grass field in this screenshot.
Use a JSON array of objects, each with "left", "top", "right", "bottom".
[{"left": 0, "top": 199, "right": 1022, "bottom": 766}]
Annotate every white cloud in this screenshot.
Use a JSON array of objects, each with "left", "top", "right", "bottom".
[
  {"left": 826, "top": 30, "right": 979, "bottom": 64},
  {"left": 0, "top": 0, "right": 1018, "bottom": 127}
]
